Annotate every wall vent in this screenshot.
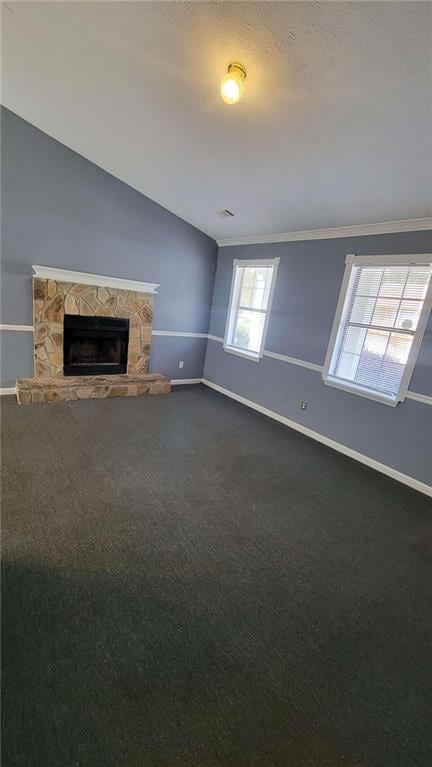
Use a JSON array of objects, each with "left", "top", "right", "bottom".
[{"left": 217, "top": 209, "right": 234, "bottom": 217}]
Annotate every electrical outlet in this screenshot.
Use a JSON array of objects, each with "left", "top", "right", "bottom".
[
  {"left": 300, "top": 400, "right": 307, "bottom": 410},
  {"left": 179, "top": 361, "right": 184, "bottom": 369}
]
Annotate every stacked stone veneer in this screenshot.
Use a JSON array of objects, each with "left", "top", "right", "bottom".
[
  {"left": 15, "top": 277, "right": 171, "bottom": 404},
  {"left": 33, "top": 278, "right": 153, "bottom": 377}
]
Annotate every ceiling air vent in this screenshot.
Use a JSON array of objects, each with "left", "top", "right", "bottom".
[{"left": 217, "top": 209, "right": 234, "bottom": 217}]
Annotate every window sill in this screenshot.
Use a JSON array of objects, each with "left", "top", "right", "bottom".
[
  {"left": 223, "top": 345, "right": 262, "bottom": 362},
  {"left": 322, "top": 375, "right": 401, "bottom": 406}
]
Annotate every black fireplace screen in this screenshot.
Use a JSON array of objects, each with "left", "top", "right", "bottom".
[{"left": 63, "top": 314, "right": 129, "bottom": 376}]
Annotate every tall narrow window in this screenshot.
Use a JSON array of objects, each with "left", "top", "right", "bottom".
[
  {"left": 224, "top": 258, "right": 279, "bottom": 361},
  {"left": 323, "top": 254, "right": 432, "bottom": 405}
]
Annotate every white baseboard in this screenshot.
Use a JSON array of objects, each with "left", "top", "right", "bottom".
[
  {"left": 0, "top": 387, "right": 16, "bottom": 396},
  {"left": 201, "top": 379, "right": 432, "bottom": 498},
  {"left": 170, "top": 378, "right": 202, "bottom": 385}
]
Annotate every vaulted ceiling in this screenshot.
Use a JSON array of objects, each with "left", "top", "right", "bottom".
[{"left": 2, "top": 1, "right": 431, "bottom": 240}]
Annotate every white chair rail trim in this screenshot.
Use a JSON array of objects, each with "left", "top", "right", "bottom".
[
  {"left": 152, "top": 330, "right": 208, "bottom": 338},
  {"left": 1, "top": 327, "right": 430, "bottom": 406}
]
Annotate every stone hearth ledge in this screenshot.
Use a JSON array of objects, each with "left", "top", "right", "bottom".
[{"left": 16, "top": 373, "right": 171, "bottom": 404}]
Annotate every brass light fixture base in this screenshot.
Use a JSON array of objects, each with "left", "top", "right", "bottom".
[{"left": 228, "top": 62, "right": 247, "bottom": 82}]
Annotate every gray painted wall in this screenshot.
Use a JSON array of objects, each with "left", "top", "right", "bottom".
[
  {"left": 1, "top": 107, "right": 217, "bottom": 385},
  {"left": 204, "top": 232, "right": 432, "bottom": 485},
  {"left": 150, "top": 336, "right": 207, "bottom": 382}
]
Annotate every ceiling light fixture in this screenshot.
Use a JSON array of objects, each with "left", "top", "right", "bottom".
[{"left": 220, "top": 62, "right": 247, "bottom": 105}]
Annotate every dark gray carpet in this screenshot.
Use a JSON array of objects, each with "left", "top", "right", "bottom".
[{"left": 2, "top": 385, "right": 432, "bottom": 767}]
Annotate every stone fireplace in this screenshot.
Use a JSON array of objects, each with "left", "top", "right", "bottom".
[{"left": 16, "top": 266, "right": 171, "bottom": 404}]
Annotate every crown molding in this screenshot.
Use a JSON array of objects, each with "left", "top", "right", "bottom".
[
  {"left": 32, "top": 265, "right": 159, "bottom": 294},
  {"left": 217, "top": 218, "right": 432, "bottom": 247}
]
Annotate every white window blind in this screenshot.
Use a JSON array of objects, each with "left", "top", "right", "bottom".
[
  {"left": 224, "top": 258, "right": 279, "bottom": 360},
  {"left": 323, "top": 255, "right": 432, "bottom": 405}
]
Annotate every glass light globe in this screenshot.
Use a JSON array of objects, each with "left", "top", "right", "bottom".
[
  {"left": 220, "top": 74, "right": 242, "bottom": 104},
  {"left": 220, "top": 63, "right": 246, "bottom": 105}
]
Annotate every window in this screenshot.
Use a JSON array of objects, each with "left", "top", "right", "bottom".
[
  {"left": 323, "top": 254, "right": 432, "bottom": 405},
  {"left": 224, "top": 258, "right": 279, "bottom": 361}
]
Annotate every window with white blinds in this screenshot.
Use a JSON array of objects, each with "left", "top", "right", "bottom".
[
  {"left": 224, "top": 258, "right": 279, "bottom": 360},
  {"left": 323, "top": 255, "right": 432, "bottom": 405}
]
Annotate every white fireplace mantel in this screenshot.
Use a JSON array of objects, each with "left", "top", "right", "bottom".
[{"left": 32, "top": 265, "right": 159, "bottom": 294}]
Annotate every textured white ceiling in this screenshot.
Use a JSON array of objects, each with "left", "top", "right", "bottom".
[{"left": 2, "top": 1, "right": 431, "bottom": 240}]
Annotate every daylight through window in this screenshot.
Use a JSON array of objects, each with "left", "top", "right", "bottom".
[
  {"left": 224, "top": 258, "right": 279, "bottom": 360},
  {"left": 323, "top": 255, "right": 432, "bottom": 405}
]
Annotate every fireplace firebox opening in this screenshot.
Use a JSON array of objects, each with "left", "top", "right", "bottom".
[{"left": 63, "top": 314, "right": 129, "bottom": 376}]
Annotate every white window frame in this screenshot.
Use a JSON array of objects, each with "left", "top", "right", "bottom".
[
  {"left": 223, "top": 257, "right": 280, "bottom": 362},
  {"left": 322, "top": 253, "right": 432, "bottom": 406}
]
